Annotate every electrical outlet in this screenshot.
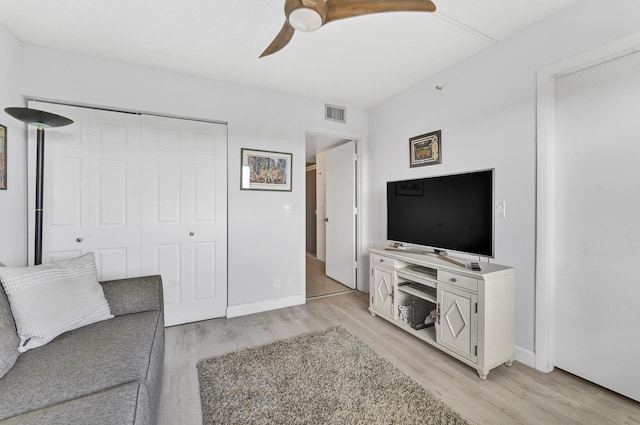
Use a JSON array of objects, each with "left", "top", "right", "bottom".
[
  {"left": 274, "top": 277, "right": 282, "bottom": 288},
  {"left": 284, "top": 276, "right": 292, "bottom": 288}
]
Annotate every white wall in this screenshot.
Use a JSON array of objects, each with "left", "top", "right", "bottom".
[
  {"left": 13, "top": 44, "right": 368, "bottom": 310},
  {"left": 0, "top": 23, "right": 27, "bottom": 266},
  {"left": 366, "top": 0, "right": 640, "bottom": 356}
]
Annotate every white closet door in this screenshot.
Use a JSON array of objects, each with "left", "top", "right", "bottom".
[
  {"left": 140, "top": 115, "right": 227, "bottom": 326},
  {"left": 552, "top": 50, "right": 640, "bottom": 401},
  {"left": 28, "top": 102, "right": 141, "bottom": 280}
]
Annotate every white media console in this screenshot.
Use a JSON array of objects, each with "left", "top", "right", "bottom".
[{"left": 369, "top": 247, "right": 515, "bottom": 379}]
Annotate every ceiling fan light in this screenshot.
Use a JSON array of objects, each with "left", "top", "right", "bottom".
[{"left": 289, "top": 8, "right": 322, "bottom": 32}]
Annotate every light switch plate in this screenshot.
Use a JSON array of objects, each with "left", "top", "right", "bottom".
[{"left": 495, "top": 201, "right": 506, "bottom": 218}]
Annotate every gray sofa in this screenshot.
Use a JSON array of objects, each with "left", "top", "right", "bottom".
[{"left": 0, "top": 275, "right": 165, "bottom": 425}]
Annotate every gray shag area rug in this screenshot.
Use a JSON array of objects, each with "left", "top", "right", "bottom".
[{"left": 197, "top": 326, "right": 468, "bottom": 425}]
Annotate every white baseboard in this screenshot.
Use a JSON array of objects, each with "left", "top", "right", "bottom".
[
  {"left": 515, "top": 345, "right": 536, "bottom": 368},
  {"left": 226, "top": 295, "right": 306, "bottom": 318}
]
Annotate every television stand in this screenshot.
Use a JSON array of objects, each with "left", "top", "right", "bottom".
[
  {"left": 385, "top": 247, "right": 467, "bottom": 269},
  {"left": 369, "top": 247, "right": 515, "bottom": 380},
  {"left": 433, "top": 251, "right": 467, "bottom": 268}
]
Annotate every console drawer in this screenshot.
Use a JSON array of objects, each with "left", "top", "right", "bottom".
[
  {"left": 371, "top": 253, "right": 396, "bottom": 268},
  {"left": 439, "top": 271, "right": 478, "bottom": 292}
]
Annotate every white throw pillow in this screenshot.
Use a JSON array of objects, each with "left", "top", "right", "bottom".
[{"left": 0, "top": 253, "right": 113, "bottom": 352}]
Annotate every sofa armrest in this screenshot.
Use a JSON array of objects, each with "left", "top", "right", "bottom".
[{"left": 100, "top": 275, "right": 164, "bottom": 317}]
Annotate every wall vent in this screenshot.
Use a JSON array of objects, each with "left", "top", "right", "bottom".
[{"left": 325, "top": 104, "right": 346, "bottom": 123}]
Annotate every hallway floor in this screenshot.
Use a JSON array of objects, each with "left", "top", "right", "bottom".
[{"left": 305, "top": 254, "right": 353, "bottom": 299}]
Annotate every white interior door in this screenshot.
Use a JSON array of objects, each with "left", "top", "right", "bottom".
[
  {"left": 325, "top": 141, "right": 356, "bottom": 289},
  {"left": 28, "top": 101, "right": 141, "bottom": 280},
  {"left": 140, "top": 115, "right": 227, "bottom": 326},
  {"left": 551, "top": 50, "right": 640, "bottom": 401}
]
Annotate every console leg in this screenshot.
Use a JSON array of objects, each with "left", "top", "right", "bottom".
[
  {"left": 505, "top": 360, "right": 513, "bottom": 367},
  {"left": 477, "top": 370, "right": 488, "bottom": 380}
]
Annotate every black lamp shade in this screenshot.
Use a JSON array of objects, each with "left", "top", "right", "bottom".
[{"left": 4, "top": 107, "right": 73, "bottom": 128}]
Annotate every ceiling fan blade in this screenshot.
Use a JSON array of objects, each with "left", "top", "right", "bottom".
[
  {"left": 325, "top": 0, "right": 436, "bottom": 24},
  {"left": 260, "top": 21, "right": 296, "bottom": 58}
]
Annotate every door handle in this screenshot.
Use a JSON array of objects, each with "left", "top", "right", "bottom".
[
  {"left": 189, "top": 232, "right": 195, "bottom": 236},
  {"left": 76, "top": 238, "right": 83, "bottom": 243},
  {"left": 323, "top": 218, "right": 329, "bottom": 222}
]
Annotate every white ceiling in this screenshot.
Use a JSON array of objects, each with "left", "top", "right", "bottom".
[
  {"left": 0, "top": 0, "right": 578, "bottom": 109},
  {"left": 305, "top": 133, "right": 351, "bottom": 162}
]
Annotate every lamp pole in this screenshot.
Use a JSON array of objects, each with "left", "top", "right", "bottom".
[
  {"left": 4, "top": 107, "right": 73, "bottom": 265},
  {"left": 34, "top": 126, "right": 46, "bottom": 265}
]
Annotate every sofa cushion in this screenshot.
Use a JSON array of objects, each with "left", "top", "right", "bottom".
[
  {"left": 0, "top": 310, "right": 162, "bottom": 421},
  {"left": 101, "top": 275, "right": 163, "bottom": 316},
  {"left": 0, "top": 382, "right": 142, "bottom": 425},
  {"left": 0, "top": 253, "right": 113, "bottom": 352},
  {"left": 0, "top": 282, "right": 19, "bottom": 380}
]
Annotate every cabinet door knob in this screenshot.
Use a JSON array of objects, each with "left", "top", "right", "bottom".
[
  {"left": 189, "top": 232, "right": 195, "bottom": 236},
  {"left": 76, "top": 238, "right": 83, "bottom": 243},
  {"left": 451, "top": 277, "right": 457, "bottom": 283},
  {"left": 379, "top": 259, "right": 384, "bottom": 262}
]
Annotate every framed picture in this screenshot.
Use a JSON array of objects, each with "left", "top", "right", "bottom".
[
  {"left": 0, "top": 124, "right": 6, "bottom": 190},
  {"left": 409, "top": 130, "right": 441, "bottom": 168},
  {"left": 241, "top": 148, "right": 292, "bottom": 191}
]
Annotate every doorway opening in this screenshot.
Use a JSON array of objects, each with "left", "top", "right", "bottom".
[{"left": 304, "top": 131, "right": 361, "bottom": 299}]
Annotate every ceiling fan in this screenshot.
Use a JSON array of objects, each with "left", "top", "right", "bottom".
[{"left": 260, "top": 0, "right": 437, "bottom": 58}]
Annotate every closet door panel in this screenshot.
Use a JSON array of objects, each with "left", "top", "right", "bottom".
[
  {"left": 155, "top": 162, "right": 183, "bottom": 224},
  {"left": 141, "top": 115, "right": 227, "bottom": 325},
  {"left": 183, "top": 120, "right": 227, "bottom": 323},
  {"left": 155, "top": 243, "right": 186, "bottom": 322},
  {"left": 27, "top": 101, "right": 141, "bottom": 279},
  {"left": 95, "top": 248, "right": 128, "bottom": 281},
  {"left": 87, "top": 110, "right": 141, "bottom": 280},
  {"left": 96, "top": 160, "right": 127, "bottom": 227},
  {"left": 49, "top": 156, "right": 83, "bottom": 227},
  {"left": 29, "top": 102, "right": 89, "bottom": 265}
]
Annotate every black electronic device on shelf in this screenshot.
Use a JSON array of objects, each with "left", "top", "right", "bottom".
[
  {"left": 409, "top": 264, "right": 437, "bottom": 277},
  {"left": 410, "top": 298, "right": 434, "bottom": 330}
]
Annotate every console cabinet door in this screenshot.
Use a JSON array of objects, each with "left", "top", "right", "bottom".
[
  {"left": 371, "top": 265, "right": 394, "bottom": 319},
  {"left": 437, "top": 283, "right": 478, "bottom": 362}
]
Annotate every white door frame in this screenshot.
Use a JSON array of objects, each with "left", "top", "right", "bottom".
[
  {"left": 301, "top": 127, "right": 366, "bottom": 298},
  {"left": 535, "top": 32, "right": 640, "bottom": 373}
]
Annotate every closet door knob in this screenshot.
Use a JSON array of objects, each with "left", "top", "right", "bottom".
[
  {"left": 76, "top": 238, "right": 83, "bottom": 243},
  {"left": 189, "top": 232, "right": 195, "bottom": 236}
]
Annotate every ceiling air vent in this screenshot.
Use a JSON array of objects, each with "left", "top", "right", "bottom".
[{"left": 325, "top": 104, "right": 346, "bottom": 123}]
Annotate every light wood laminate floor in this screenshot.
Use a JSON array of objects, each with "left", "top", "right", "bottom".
[
  {"left": 158, "top": 291, "right": 640, "bottom": 425},
  {"left": 306, "top": 262, "right": 352, "bottom": 299}
]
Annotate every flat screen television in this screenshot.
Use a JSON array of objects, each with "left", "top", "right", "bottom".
[{"left": 386, "top": 169, "right": 494, "bottom": 258}]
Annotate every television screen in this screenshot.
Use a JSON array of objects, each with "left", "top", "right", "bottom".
[{"left": 386, "top": 169, "right": 494, "bottom": 257}]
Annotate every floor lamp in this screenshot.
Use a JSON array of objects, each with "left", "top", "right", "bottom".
[{"left": 4, "top": 107, "right": 73, "bottom": 265}]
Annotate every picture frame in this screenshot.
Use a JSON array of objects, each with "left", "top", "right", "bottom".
[
  {"left": 0, "top": 124, "right": 6, "bottom": 190},
  {"left": 409, "top": 130, "right": 441, "bottom": 168},
  {"left": 241, "top": 148, "right": 292, "bottom": 191}
]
